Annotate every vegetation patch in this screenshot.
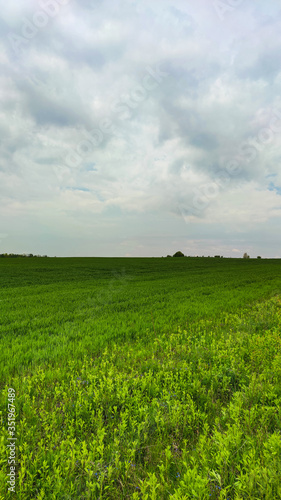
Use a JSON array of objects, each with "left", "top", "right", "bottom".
[{"left": 1, "top": 257, "right": 281, "bottom": 499}]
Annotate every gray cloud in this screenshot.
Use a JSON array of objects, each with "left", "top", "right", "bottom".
[{"left": 0, "top": 0, "right": 281, "bottom": 257}]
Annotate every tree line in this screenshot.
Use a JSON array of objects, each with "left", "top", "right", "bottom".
[{"left": 0, "top": 254, "right": 48, "bottom": 258}]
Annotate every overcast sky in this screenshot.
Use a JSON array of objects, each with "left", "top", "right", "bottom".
[{"left": 1, "top": 0, "right": 281, "bottom": 257}]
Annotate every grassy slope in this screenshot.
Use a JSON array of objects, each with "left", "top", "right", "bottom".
[{"left": 1, "top": 258, "right": 281, "bottom": 499}]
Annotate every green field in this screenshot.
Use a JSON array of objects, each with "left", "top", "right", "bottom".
[{"left": 1, "top": 257, "right": 281, "bottom": 499}]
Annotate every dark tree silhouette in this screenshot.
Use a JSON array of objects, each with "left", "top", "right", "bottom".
[{"left": 173, "top": 251, "right": 185, "bottom": 258}]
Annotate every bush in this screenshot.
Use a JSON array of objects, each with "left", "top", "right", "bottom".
[{"left": 173, "top": 251, "right": 185, "bottom": 258}]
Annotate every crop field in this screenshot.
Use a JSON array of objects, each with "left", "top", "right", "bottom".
[{"left": 1, "top": 256, "right": 281, "bottom": 499}]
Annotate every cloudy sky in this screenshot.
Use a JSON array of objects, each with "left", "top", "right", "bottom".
[{"left": 1, "top": 0, "right": 281, "bottom": 257}]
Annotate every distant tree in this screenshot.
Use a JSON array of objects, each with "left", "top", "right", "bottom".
[
  {"left": 0, "top": 253, "right": 48, "bottom": 258},
  {"left": 243, "top": 253, "right": 250, "bottom": 259},
  {"left": 166, "top": 255, "right": 172, "bottom": 258},
  {"left": 214, "top": 255, "right": 220, "bottom": 258},
  {"left": 173, "top": 251, "right": 184, "bottom": 258},
  {"left": 257, "top": 256, "right": 261, "bottom": 259}
]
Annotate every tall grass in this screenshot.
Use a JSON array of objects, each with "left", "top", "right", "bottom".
[{"left": 1, "top": 258, "right": 281, "bottom": 498}]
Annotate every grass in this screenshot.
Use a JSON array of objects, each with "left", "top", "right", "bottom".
[{"left": 1, "top": 257, "right": 281, "bottom": 499}]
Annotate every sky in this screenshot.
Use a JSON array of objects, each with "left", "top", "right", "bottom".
[{"left": 1, "top": 0, "right": 281, "bottom": 258}]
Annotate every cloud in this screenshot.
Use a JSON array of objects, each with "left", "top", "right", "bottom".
[{"left": 0, "top": 0, "right": 281, "bottom": 256}]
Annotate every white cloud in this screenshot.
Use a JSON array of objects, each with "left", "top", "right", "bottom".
[{"left": 0, "top": 0, "right": 281, "bottom": 256}]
